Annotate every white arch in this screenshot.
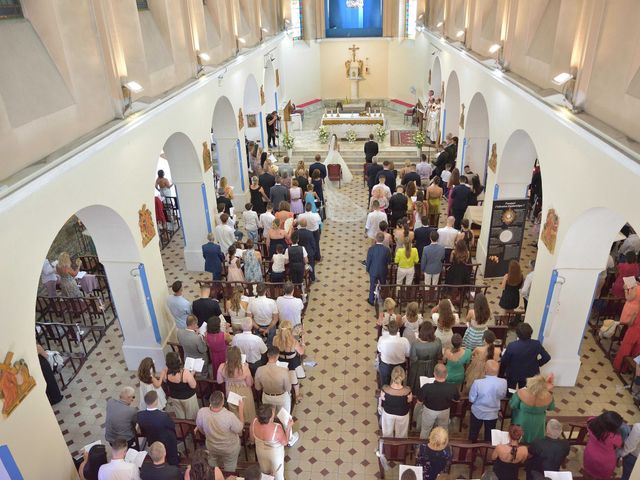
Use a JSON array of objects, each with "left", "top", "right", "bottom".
[
  {"left": 495, "top": 129, "right": 538, "bottom": 200},
  {"left": 443, "top": 70, "right": 460, "bottom": 138},
  {"left": 431, "top": 56, "right": 442, "bottom": 96},
  {"left": 212, "top": 96, "right": 244, "bottom": 194},
  {"left": 243, "top": 74, "right": 262, "bottom": 144},
  {"left": 463, "top": 92, "right": 490, "bottom": 183}
]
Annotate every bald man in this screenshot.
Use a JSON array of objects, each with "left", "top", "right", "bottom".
[
  {"left": 468, "top": 359, "right": 507, "bottom": 443},
  {"left": 417, "top": 364, "right": 460, "bottom": 439}
]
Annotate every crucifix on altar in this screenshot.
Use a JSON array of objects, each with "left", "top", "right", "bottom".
[{"left": 344, "top": 44, "right": 364, "bottom": 100}]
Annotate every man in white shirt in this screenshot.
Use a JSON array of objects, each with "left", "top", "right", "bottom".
[
  {"left": 231, "top": 318, "right": 268, "bottom": 377},
  {"left": 98, "top": 438, "right": 140, "bottom": 480},
  {"left": 416, "top": 154, "right": 433, "bottom": 185},
  {"left": 376, "top": 320, "right": 410, "bottom": 387},
  {"left": 248, "top": 283, "right": 279, "bottom": 345},
  {"left": 259, "top": 203, "right": 275, "bottom": 237},
  {"left": 521, "top": 260, "right": 535, "bottom": 311},
  {"left": 365, "top": 200, "right": 388, "bottom": 243},
  {"left": 276, "top": 282, "right": 304, "bottom": 327},
  {"left": 242, "top": 202, "right": 260, "bottom": 242},
  {"left": 214, "top": 213, "right": 236, "bottom": 256},
  {"left": 298, "top": 202, "right": 322, "bottom": 261},
  {"left": 371, "top": 176, "right": 392, "bottom": 200},
  {"left": 166, "top": 281, "right": 191, "bottom": 329},
  {"left": 41, "top": 258, "right": 58, "bottom": 296},
  {"left": 620, "top": 233, "right": 640, "bottom": 256},
  {"left": 437, "top": 216, "right": 459, "bottom": 250}
]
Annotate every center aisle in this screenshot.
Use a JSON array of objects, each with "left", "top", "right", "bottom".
[{"left": 285, "top": 178, "right": 381, "bottom": 478}]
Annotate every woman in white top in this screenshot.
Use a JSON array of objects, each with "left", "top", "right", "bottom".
[
  {"left": 225, "top": 286, "right": 249, "bottom": 333},
  {"left": 137, "top": 357, "right": 167, "bottom": 410},
  {"left": 431, "top": 299, "right": 460, "bottom": 351},
  {"left": 402, "top": 302, "right": 424, "bottom": 344},
  {"left": 250, "top": 404, "right": 293, "bottom": 480}
]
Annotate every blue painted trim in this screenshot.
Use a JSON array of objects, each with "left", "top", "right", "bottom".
[
  {"left": 538, "top": 269, "right": 558, "bottom": 342},
  {"left": 441, "top": 109, "right": 447, "bottom": 142},
  {"left": 236, "top": 139, "right": 245, "bottom": 192},
  {"left": 493, "top": 183, "right": 499, "bottom": 200},
  {"left": 138, "top": 263, "right": 161, "bottom": 344},
  {"left": 201, "top": 183, "right": 212, "bottom": 234},
  {"left": 259, "top": 112, "right": 265, "bottom": 146},
  {"left": 460, "top": 137, "right": 467, "bottom": 169},
  {"left": 0, "top": 445, "right": 23, "bottom": 480},
  {"left": 174, "top": 185, "right": 186, "bottom": 246}
]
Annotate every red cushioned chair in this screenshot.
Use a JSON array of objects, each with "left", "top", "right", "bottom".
[{"left": 327, "top": 163, "right": 342, "bottom": 187}]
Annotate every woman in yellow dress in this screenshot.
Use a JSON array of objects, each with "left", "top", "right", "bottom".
[{"left": 427, "top": 177, "right": 443, "bottom": 227}]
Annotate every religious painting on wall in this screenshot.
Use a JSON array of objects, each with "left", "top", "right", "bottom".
[
  {"left": 0, "top": 352, "right": 36, "bottom": 417},
  {"left": 260, "top": 85, "right": 265, "bottom": 105},
  {"left": 428, "top": 69, "right": 431, "bottom": 84},
  {"left": 484, "top": 199, "right": 529, "bottom": 277},
  {"left": 488, "top": 143, "right": 497, "bottom": 173},
  {"left": 459, "top": 103, "right": 465, "bottom": 129},
  {"left": 202, "top": 141, "right": 212, "bottom": 172},
  {"left": 238, "top": 108, "right": 244, "bottom": 130},
  {"left": 246, "top": 114, "right": 257, "bottom": 128},
  {"left": 138, "top": 204, "right": 156, "bottom": 247},
  {"left": 541, "top": 208, "right": 559, "bottom": 254},
  {"left": 275, "top": 69, "right": 280, "bottom": 87}
]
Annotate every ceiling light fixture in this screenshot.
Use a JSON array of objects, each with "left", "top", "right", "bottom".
[
  {"left": 346, "top": 0, "right": 363, "bottom": 7},
  {"left": 238, "top": 37, "right": 246, "bottom": 44},
  {"left": 436, "top": 21, "right": 443, "bottom": 27},
  {"left": 489, "top": 43, "right": 501, "bottom": 54},
  {"left": 552, "top": 72, "right": 573, "bottom": 86},
  {"left": 456, "top": 30, "right": 465, "bottom": 38}
]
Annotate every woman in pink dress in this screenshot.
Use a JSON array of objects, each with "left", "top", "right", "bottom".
[
  {"left": 290, "top": 179, "right": 304, "bottom": 215},
  {"left": 610, "top": 252, "right": 640, "bottom": 298},
  {"left": 583, "top": 411, "right": 623, "bottom": 479},
  {"left": 226, "top": 245, "right": 245, "bottom": 283},
  {"left": 206, "top": 317, "right": 231, "bottom": 377},
  {"left": 614, "top": 282, "right": 640, "bottom": 371}
]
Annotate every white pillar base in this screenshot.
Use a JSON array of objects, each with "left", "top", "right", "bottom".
[
  {"left": 184, "top": 247, "right": 205, "bottom": 272},
  {"left": 541, "top": 355, "right": 582, "bottom": 387},
  {"left": 122, "top": 342, "right": 167, "bottom": 371},
  {"left": 350, "top": 79, "right": 359, "bottom": 100}
]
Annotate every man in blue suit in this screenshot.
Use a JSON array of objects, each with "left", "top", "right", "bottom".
[
  {"left": 500, "top": 322, "right": 551, "bottom": 390},
  {"left": 366, "top": 232, "right": 391, "bottom": 306},
  {"left": 308, "top": 154, "right": 327, "bottom": 180},
  {"left": 202, "top": 232, "right": 224, "bottom": 280},
  {"left": 137, "top": 391, "right": 179, "bottom": 465}
]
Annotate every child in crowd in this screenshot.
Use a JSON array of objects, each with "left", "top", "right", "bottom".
[
  {"left": 441, "top": 163, "right": 453, "bottom": 198},
  {"left": 243, "top": 202, "right": 260, "bottom": 242},
  {"left": 271, "top": 244, "right": 286, "bottom": 282}
]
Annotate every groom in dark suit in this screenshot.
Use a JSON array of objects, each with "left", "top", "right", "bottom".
[
  {"left": 364, "top": 134, "right": 379, "bottom": 163},
  {"left": 366, "top": 232, "right": 391, "bottom": 305},
  {"left": 308, "top": 154, "right": 327, "bottom": 179},
  {"left": 202, "top": 233, "right": 225, "bottom": 280}
]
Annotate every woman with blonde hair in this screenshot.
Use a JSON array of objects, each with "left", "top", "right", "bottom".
[
  {"left": 509, "top": 374, "right": 555, "bottom": 443},
  {"left": 219, "top": 176, "right": 233, "bottom": 199},
  {"left": 272, "top": 320, "right": 305, "bottom": 399},
  {"left": 426, "top": 176, "right": 443, "bottom": 227},
  {"left": 394, "top": 238, "right": 419, "bottom": 285},
  {"left": 377, "top": 297, "right": 399, "bottom": 332},
  {"left": 415, "top": 426, "right": 452, "bottom": 480},
  {"left": 431, "top": 299, "right": 459, "bottom": 350},
  {"left": 379, "top": 365, "right": 412, "bottom": 437},
  {"left": 499, "top": 260, "right": 524, "bottom": 312},
  {"left": 289, "top": 178, "right": 304, "bottom": 215},
  {"left": 137, "top": 357, "right": 167, "bottom": 410},
  {"left": 225, "top": 286, "right": 249, "bottom": 333},
  {"left": 402, "top": 302, "right": 423, "bottom": 343},
  {"left": 216, "top": 346, "right": 255, "bottom": 423},
  {"left": 56, "top": 252, "right": 83, "bottom": 297}
]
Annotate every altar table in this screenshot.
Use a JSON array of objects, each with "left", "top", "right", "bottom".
[{"left": 320, "top": 113, "right": 385, "bottom": 139}]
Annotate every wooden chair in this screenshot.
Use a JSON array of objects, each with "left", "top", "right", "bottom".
[
  {"left": 168, "top": 342, "right": 185, "bottom": 363},
  {"left": 448, "top": 441, "right": 492, "bottom": 478},
  {"left": 449, "top": 397, "right": 470, "bottom": 432},
  {"left": 494, "top": 310, "right": 526, "bottom": 327},
  {"left": 54, "top": 352, "right": 86, "bottom": 390},
  {"left": 37, "top": 322, "right": 105, "bottom": 356},
  {"left": 376, "top": 437, "right": 422, "bottom": 479},
  {"left": 327, "top": 164, "right": 342, "bottom": 187}
]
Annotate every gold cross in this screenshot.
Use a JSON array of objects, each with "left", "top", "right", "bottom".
[{"left": 348, "top": 44, "right": 359, "bottom": 61}]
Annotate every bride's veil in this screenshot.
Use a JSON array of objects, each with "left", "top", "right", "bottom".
[{"left": 328, "top": 134, "right": 337, "bottom": 153}]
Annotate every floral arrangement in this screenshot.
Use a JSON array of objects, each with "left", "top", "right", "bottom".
[
  {"left": 345, "top": 129, "right": 357, "bottom": 143},
  {"left": 318, "top": 125, "right": 330, "bottom": 144},
  {"left": 375, "top": 124, "right": 387, "bottom": 142},
  {"left": 282, "top": 132, "right": 295, "bottom": 150},
  {"left": 413, "top": 130, "right": 426, "bottom": 149}
]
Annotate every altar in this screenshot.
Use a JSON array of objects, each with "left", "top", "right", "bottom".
[{"left": 320, "top": 113, "right": 385, "bottom": 139}]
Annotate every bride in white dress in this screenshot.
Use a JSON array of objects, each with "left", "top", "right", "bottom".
[
  {"left": 323, "top": 134, "right": 353, "bottom": 184},
  {"left": 322, "top": 134, "right": 367, "bottom": 223}
]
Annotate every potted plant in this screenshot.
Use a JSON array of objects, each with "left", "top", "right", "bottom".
[
  {"left": 282, "top": 132, "right": 295, "bottom": 158},
  {"left": 414, "top": 130, "right": 426, "bottom": 157},
  {"left": 345, "top": 129, "right": 357, "bottom": 144},
  {"left": 374, "top": 124, "right": 386, "bottom": 143},
  {"left": 318, "top": 125, "right": 330, "bottom": 144}
]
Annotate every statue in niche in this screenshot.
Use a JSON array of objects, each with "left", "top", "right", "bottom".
[
  {"left": 260, "top": 85, "right": 265, "bottom": 105},
  {"left": 275, "top": 69, "right": 280, "bottom": 87},
  {"left": 541, "top": 208, "right": 559, "bottom": 254},
  {"left": 428, "top": 69, "right": 432, "bottom": 85},
  {"left": 488, "top": 143, "right": 497, "bottom": 173},
  {"left": 459, "top": 103, "right": 465, "bottom": 129},
  {"left": 441, "top": 81, "right": 445, "bottom": 102},
  {"left": 138, "top": 204, "right": 156, "bottom": 247},
  {"left": 238, "top": 108, "right": 244, "bottom": 130},
  {"left": 202, "top": 141, "right": 212, "bottom": 172},
  {"left": 0, "top": 352, "right": 36, "bottom": 417}
]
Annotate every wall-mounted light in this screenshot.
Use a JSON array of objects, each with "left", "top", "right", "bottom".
[
  {"left": 436, "top": 21, "right": 443, "bottom": 27},
  {"left": 121, "top": 80, "right": 143, "bottom": 115},
  {"left": 552, "top": 72, "right": 574, "bottom": 86},
  {"left": 217, "top": 67, "right": 228, "bottom": 87},
  {"left": 238, "top": 37, "right": 247, "bottom": 45},
  {"left": 261, "top": 27, "right": 269, "bottom": 33},
  {"left": 552, "top": 69, "right": 580, "bottom": 112},
  {"left": 489, "top": 42, "right": 505, "bottom": 71},
  {"left": 488, "top": 43, "right": 501, "bottom": 54},
  {"left": 196, "top": 51, "right": 210, "bottom": 77},
  {"left": 455, "top": 29, "right": 465, "bottom": 38}
]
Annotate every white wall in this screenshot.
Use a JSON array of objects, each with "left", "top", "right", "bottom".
[{"left": 279, "top": 38, "right": 321, "bottom": 102}]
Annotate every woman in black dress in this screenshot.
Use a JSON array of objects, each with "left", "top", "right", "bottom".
[
  {"left": 469, "top": 174, "right": 484, "bottom": 206},
  {"left": 499, "top": 260, "right": 524, "bottom": 312},
  {"left": 249, "top": 176, "right": 268, "bottom": 215},
  {"left": 37, "top": 344, "right": 62, "bottom": 405},
  {"left": 311, "top": 169, "right": 324, "bottom": 205}
]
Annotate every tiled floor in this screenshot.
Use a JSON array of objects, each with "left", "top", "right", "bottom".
[{"left": 52, "top": 110, "right": 640, "bottom": 478}]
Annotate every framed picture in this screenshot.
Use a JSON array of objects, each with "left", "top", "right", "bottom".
[{"left": 247, "top": 114, "right": 257, "bottom": 128}]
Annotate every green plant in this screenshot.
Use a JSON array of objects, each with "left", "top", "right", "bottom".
[
  {"left": 318, "top": 125, "right": 330, "bottom": 144},
  {"left": 282, "top": 132, "right": 295, "bottom": 150},
  {"left": 345, "top": 129, "right": 357, "bottom": 143},
  {"left": 374, "top": 124, "right": 386, "bottom": 142},
  {"left": 414, "top": 130, "right": 426, "bottom": 149}
]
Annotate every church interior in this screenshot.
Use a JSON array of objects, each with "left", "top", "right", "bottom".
[{"left": 1, "top": 0, "right": 640, "bottom": 479}]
